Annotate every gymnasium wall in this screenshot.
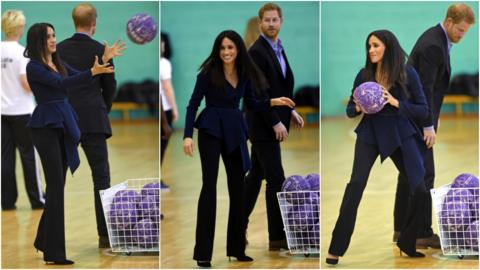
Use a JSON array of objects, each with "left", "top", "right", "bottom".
[
  {"left": 321, "top": 1, "right": 479, "bottom": 116},
  {"left": 161, "top": 1, "right": 320, "bottom": 128}
]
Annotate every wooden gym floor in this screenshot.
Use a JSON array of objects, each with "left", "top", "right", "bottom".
[
  {"left": 160, "top": 126, "right": 320, "bottom": 269},
  {"left": 1, "top": 121, "right": 159, "bottom": 269},
  {"left": 321, "top": 116, "right": 479, "bottom": 269}
]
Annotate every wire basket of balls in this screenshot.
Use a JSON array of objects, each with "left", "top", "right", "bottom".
[
  {"left": 431, "top": 173, "right": 479, "bottom": 258},
  {"left": 277, "top": 174, "right": 319, "bottom": 256},
  {"left": 100, "top": 178, "right": 159, "bottom": 254}
]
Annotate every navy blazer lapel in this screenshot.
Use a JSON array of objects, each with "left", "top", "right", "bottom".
[
  {"left": 434, "top": 25, "right": 451, "bottom": 77},
  {"left": 281, "top": 49, "right": 293, "bottom": 82},
  {"left": 259, "top": 37, "right": 285, "bottom": 79}
]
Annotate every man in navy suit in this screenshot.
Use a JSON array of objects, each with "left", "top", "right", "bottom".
[
  {"left": 393, "top": 3, "right": 475, "bottom": 248},
  {"left": 244, "top": 2, "right": 304, "bottom": 251},
  {"left": 57, "top": 3, "right": 125, "bottom": 248}
]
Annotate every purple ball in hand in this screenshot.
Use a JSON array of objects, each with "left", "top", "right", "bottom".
[{"left": 353, "top": 81, "right": 385, "bottom": 114}]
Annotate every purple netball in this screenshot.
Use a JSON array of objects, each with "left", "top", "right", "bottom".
[
  {"left": 452, "top": 173, "right": 479, "bottom": 189},
  {"left": 108, "top": 200, "right": 139, "bottom": 230},
  {"left": 353, "top": 81, "right": 385, "bottom": 114},
  {"left": 133, "top": 218, "right": 159, "bottom": 248},
  {"left": 286, "top": 204, "right": 316, "bottom": 232},
  {"left": 308, "top": 223, "right": 320, "bottom": 247},
  {"left": 452, "top": 173, "right": 479, "bottom": 201},
  {"left": 138, "top": 195, "right": 159, "bottom": 222},
  {"left": 445, "top": 188, "right": 475, "bottom": 209},
  {"left": 141, "top": 182, "right": 160, "bottom": 197},
  {"left": 112, "top": 189, "right": 140, "bottom": 204},
  {"left": 440, "top": 198, "right": 472, "bottom": 231},
  {"left": 126, "top": 14, "right": 157, "bottom": 45},
  {"left": 282, "top": 175, "right": 310, "bottom": 191},
  {"left": 282, "top": 175, "right": 311, "bottom": 204},
  {"left": 306, "top": 191, "right": 319, "bottom": 223},
  {"left": 114, "top": 228, "right": 135, "bottom": 246},
  {"left": 464, "top": 220, "right": 479, "bottom": 250},
  {"left": 305, "top": 173, "right": 320, "bottom": 191}
]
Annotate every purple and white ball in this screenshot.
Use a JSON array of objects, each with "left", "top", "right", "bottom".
[
  {"left": 132, "top": 218, "right": 159, "bottom": 248},
  {"left": 138, "top": 195, "right": 159, "bottom": 222},
  {"left": 452, "top": 173, "right": 479, "bottom": 203},
  {"left": 440, "top": 198, "right": 472, "bottom": 231},
  {"left": 304, "top": 173, "right": 319, "bottom": 191},
  {"left": 114, "top": 228, "right": 135, "bottom": 246},
  {"left": 108, "top": 200, "right": 139, "bottom": 230},
  {"left": 282, "top": 175, "right": 311, "bottom": 204},
  {"left": 141, "top": 182, "right": 160, "bottom": 203},
  {"left": 306, "top": 191, "right": 320, "bottom": 223},
  {"left": 112, "top": 189, "right": 141, "bottom": 204},
  {"left": 286, "top": 204, "right": 316, "bottom": 232},
  {"left": 308, "top": 223, "right": 320, "bottom": 247},
  {"left": 464, "top": 220, "right": 479, "bottom": 250},
  {"left": 126, "top": 14, "right": 157, "bottom": 45},
  {"left": 353, "top": 81, "right": 385, "bottom": 114}
]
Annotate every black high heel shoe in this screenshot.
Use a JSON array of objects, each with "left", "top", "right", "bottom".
[
  {"left": 396, "top": 243, "right": 425, "bottom": 258},
  {"left": 228, "top": 255, "right": 253, "bottom": 262},
  {"left": 325, "top": 254, "right": 339, "bottom": 265},
  {"left": 325, "top": 258, "right": 339, "bottom": 265},
  {"left": 196, "top": 261, "right": 211, "bottom": 267},
  {"left": 34, "top": 243, "right": 44, "bottom": 253},
  {"left": 44, "top": 259, "right": 74, "bottom": 265}
]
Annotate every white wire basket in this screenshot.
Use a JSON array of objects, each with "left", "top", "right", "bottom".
[
  {"left": 100, "top": 178, "right": 159, "bottom": 253},
  {"left": 431, "top": 184, "right": 479, "bottom": 257},
  {"left": 277, "top": 191, "right": 319, "bottom": 255}
]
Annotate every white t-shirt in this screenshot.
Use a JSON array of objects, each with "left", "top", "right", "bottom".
[
  {"left": 160, "top": 57, "right": 172, "bottom": 111},
  {"left": 1, "top": 41, "right": 35, "bottom": 115}
]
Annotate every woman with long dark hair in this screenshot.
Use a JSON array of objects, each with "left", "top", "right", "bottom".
[
  {"left": 24, "top": 22, "right": 122, "bottom": 265},
  {"left": 183, "top": 30, "right": 295, "bottom": 268},
  {"left": 326, "top": 30, "right": 429, "bottom": 265}
]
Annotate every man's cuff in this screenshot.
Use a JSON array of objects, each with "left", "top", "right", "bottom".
[
  {"left": 423, "top": 126, "right": 434, "bottom": 132},
  {"left": 272, "top": 121, "right": 282, "bottom": 128}
]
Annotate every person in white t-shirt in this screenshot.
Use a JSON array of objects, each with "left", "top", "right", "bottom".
[
  {"left": 1, "top": 10, "right": 45, "bottom": 210},
  {"left": 160, "top": 32, "right": 178, "bottom": 191}
]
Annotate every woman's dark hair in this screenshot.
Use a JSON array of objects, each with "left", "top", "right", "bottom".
[
  {"left": 364, "top": 29, "right": 408, "bottom": 97},
  {"left": 24, "top": 22, "right": 67, "bottom": 76},
  {"left": 160, "top": 32, "right": 172, "bottom": 59},
  {"left": 199, "top": 30, "right": 267, "bottom": 92}
]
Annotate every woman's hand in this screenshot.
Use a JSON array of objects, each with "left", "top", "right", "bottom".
[
  {"left": 352, "top": 97, "right": 363, "bottom": 113},
  {"left": 102, "top": 39, "right": 127, "bottom": 64},
  {"left": 183, "top": 137, "right": 194, "bottom": 157},
  {"left": 382, "top": 88, "right": 399, "bottom": 108},
  {"left": 91, "top": 56, "right": 114, "bottom": 76},
  {"left": 270, "top": 97, "right": 295, "bottom": 108}
]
